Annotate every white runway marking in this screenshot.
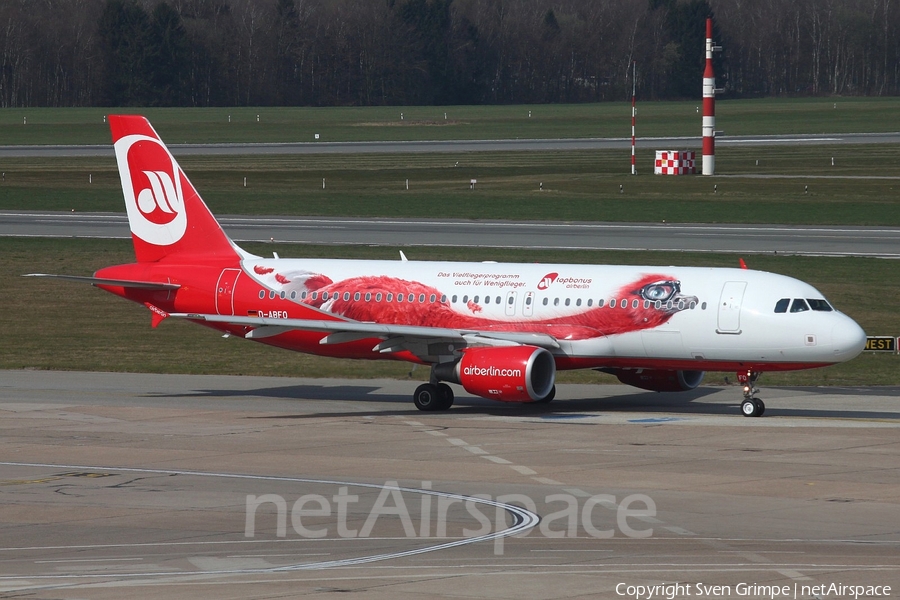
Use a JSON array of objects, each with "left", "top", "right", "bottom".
[{"left": 0, "top": 461, "right": 540, "bottom": 578}]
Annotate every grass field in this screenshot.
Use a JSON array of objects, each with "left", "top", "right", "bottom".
[
  {"left": 3, "top": 238, "right": 896, "bottom": 386},
  {"left": 3, "top": 144, "right": 900, "bottom": 225},
  {"left": 3, "top": 98, "right": 899, "bottom": 226}
]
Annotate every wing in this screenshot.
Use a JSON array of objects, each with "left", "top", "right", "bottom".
[{"left": 171, "top": 312, "right": 560, "bottom": 360}]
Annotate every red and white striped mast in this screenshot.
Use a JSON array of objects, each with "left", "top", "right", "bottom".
[
  {"left": 701, "top": 17, "right": 717, "bottom": 175},
  {"left": 631, "top": 61, "right": 637, "bottom": 175}
]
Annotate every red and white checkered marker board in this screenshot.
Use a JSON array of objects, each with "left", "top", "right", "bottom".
[{"left": 654, "top": 150, "right": 696, "bottom": 175}]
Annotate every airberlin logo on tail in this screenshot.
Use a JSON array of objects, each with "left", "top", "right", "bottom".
[
  {"left": 114, "top": 134, "right": 187, "bottom": 246},
  {"left": 537, "top": 272, "right": 558, "bottom": 290},
  {"left": 137, "top": 170, "right": 179, "bottom": 222}
]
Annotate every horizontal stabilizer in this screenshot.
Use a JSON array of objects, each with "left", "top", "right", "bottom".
[{"left": 24, "top": 274, "right": 180, "bottom": 290}]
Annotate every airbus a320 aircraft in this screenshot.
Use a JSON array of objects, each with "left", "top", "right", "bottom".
[{"left": 30, "top": 116, "right": 867, "bottom": 416}]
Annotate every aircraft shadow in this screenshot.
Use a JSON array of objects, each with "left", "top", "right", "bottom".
[{"left": 148, "top": 383, "right": 900, "bottom": 421}]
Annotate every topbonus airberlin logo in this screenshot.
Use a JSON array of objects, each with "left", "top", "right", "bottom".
[
  {"left": 537, "top": 272, "right": 558, "bottom": 290},
  {"left": 115, "top": 134, "right": 187, "bottom": 246}
]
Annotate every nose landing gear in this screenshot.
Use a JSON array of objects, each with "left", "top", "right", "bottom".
[{"left": 737, "top": 370, "right": 765, "bottom": 417}]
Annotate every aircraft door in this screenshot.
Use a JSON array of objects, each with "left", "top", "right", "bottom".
[
  {"left": 717, "top": 281, "right": 746, "bottom": 333},
  {"left": 216, "top": 268, "right": 242, "bottom": 316},
  {"left": 505, "top": 291, "right": 517, "bottom": 316}
]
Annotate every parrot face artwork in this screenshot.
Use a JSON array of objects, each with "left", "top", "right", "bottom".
[{"left": 29, "top": 116, "right": 867, "bottom": 417}]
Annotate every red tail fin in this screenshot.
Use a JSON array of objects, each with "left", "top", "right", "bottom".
[{"left": 109, "top": 115, "right": 239, "bottom": 263}]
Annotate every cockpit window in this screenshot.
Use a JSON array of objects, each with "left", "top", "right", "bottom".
[
  {"left": 790, "top": 298, "right": 810, "bottom": 313},
  {"left": 774, "top": 298, "right": 789, "bottom": 313},
  {"left": 807, "top": 299, "right": 833, "bottom": 312}
]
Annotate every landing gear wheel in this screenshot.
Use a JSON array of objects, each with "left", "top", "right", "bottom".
[
  {"left": 534, "top": 385, "right": 556, "bottom": 404},
  {"left": 436, "top": 383, "right": 454, "bottom": 410},
  {"left": 754, "top": 397, "right": 765, "bottom": 416},
  {"left": 414, "top": 383, "right": 441, "bottom": 411},
  {"left": 414, "top": 383, "right": 453, "bottom": 411},
  {"left": 741, "top": 397, "right": 764, "bottom": 417}
]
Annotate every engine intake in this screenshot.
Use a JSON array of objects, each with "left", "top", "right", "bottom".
[
  {"left": 434, "top": 345, "right": 556, "bottom": 402},
  {"left": 612, "top": 369, "right": 705, "bottom": 392}
]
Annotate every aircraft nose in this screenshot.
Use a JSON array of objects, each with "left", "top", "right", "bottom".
[{"left": 831, "top": 315, "right": 867, "bottom": 362}]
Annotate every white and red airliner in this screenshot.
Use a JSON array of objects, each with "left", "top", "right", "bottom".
[{"left": 31, "top": 116, "right": 867, "bottom": 416}]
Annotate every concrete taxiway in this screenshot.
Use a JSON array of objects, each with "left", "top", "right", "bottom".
[
  {"left": 4, "top": 211, "right": 900, "bottom": 258},
  {"left": 0, "top": 370, "right": 897, "bottom": 598},
  {"left": 2, "top": 132, "right": 900, "bottom": 158}
]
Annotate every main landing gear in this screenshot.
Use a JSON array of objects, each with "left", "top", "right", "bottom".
[
  {"left": 413, "top": 382, "right": 454, "bottom": 411},
  {"left": 737, "top": 370, "right": 765, "bottom": 417}
]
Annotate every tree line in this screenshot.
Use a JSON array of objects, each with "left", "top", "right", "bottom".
[{"left": 1, "top": 0, "right": 898, "bottom": 108}]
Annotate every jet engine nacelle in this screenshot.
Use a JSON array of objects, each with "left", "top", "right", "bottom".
[
  {"left": 613, "top": 369, "right": 705, "bottom": 392},
  {"left": 436, "top": 345, "right": 556, "bottom": 402}
]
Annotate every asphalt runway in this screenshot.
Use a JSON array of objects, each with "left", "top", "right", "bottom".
[
  {"left": 2, "top": 131, "right": 900, "bottom": 157},
  {"left": 4, "top": 211, "right": 900, "bottom": 258},
  {"left": 1, "top": 370, "right": 897, "bottom": 598}
]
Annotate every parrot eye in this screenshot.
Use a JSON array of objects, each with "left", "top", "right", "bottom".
[{"left": 639, "top": 280, "right": 680, "bottom": 302}]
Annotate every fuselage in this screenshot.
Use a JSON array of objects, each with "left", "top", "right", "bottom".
[{"left": 97, "top": 256, "right": 867, "bottom": 373}]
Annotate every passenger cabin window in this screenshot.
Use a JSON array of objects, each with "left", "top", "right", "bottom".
[
  {"left": 774, "top": 298, "right": 789, "bottom": 313},
  {"left": 790, "top": 298, "right": 810, "bottom": 313},
  {"left": 808, "top": 299, "right": 833, "bottom": 312}
]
